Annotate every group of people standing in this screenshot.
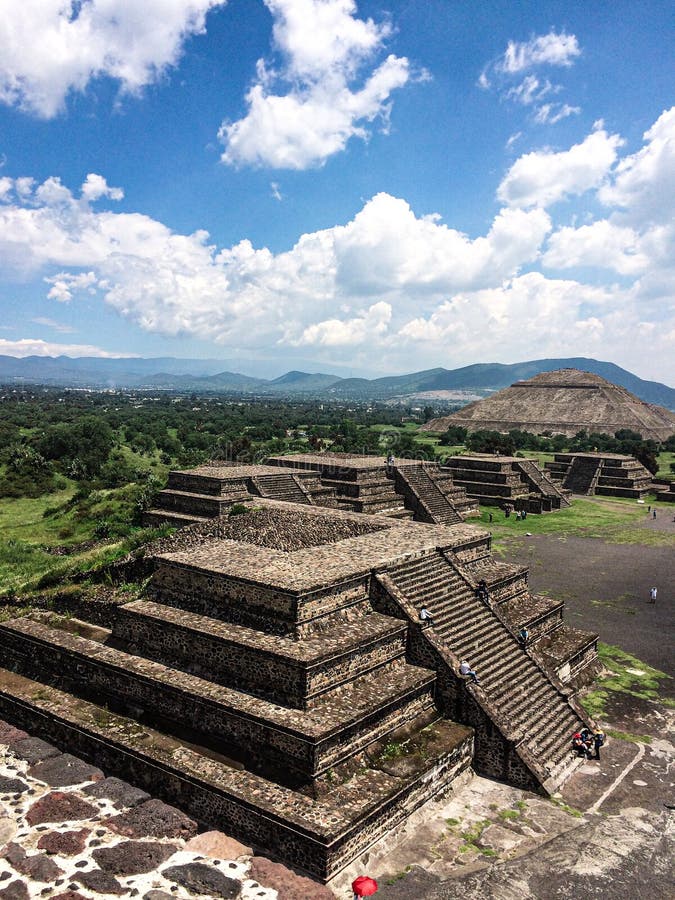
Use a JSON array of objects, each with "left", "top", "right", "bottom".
[{"left": 572, "top": 728, "right": 605, "bottom": 760}]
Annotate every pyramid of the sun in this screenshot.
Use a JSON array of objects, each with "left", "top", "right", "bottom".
[{"left": 422, "top": 368, "right": 675, "bottom": 442}]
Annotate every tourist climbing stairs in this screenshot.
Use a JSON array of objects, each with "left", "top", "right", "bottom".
[
  {"left": 395, "top": 466, "right": 462, "bottom": 525},
  {"left": 562, "top": 456, "right": 602, "bottom": 495},
  {"left": 252, "top": 473, "right": 313, "bottom": 505},
  {"left": 515, "top": 460, "right": 571, "bottom": 507},
  {"left": 385, "top": 551, "right": 587, "bottom": 788}
]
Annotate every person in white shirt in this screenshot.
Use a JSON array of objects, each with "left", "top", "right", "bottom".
[
  {"left": 459, "top": 660, "right": 480, "bottom": 684},
  {"left": 419, "top": 607, "right": 435, "bottom": 625}
]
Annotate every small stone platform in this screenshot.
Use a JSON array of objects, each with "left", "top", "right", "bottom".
[
  {"left": 146, "top": 453, "right": 479, "bottom": 526},
  {"left": 544, "top": 452, "right": 653, "bottom": 497},
  {"left": 442, "top": 455, "right": 570, "bottom": 512}
]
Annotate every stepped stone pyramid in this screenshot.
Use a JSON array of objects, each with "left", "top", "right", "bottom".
[
  {"left": 442, "top": 454, "right": 571, "bottom": 512},
  {"left": 544, "top": 452, "right": 653, "bottom": 497},
  {"left": 422, "top": 368, "right": 675, "bottom": 442},
  {"left": 146, "top": 453, "right": 479, "bottom": 527},
  {"left": 0, "top": 498, "right": 597, "bottom": 880}
]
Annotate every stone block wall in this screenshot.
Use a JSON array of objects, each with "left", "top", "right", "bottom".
[
  {"left": 0, "top": 620, "right": 437, "bottom": 787},
  {"left": 150, "top": 563, "right": 371, "bottom": 637},
  {"left": 114, "top": 601, "right": 408, "bottom": 710}
]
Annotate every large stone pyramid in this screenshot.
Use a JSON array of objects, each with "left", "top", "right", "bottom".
[{"left": 422, "top": 368, "right": 675, "bottom": 442}]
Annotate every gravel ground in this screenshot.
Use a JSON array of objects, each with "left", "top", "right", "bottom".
[{"left": 498, "top": 516, "right": 675, "bottom": 683}]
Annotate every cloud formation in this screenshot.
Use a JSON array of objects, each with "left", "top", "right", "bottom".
[
  {"left": 0, "top": 0, "right": 224, "bottom": 117},
  {"left": 498, "top": 31, "right": 580, "bottom": 75},
  {"left": 497, "top": 126, "right": 624, "bottom": 208},
  {"left": 0, "top": 338, "right": 135, "bottom": 358},
  {"left": 219, "top": 0, "right": 412, "bottom": 168},
  {"left": 480, "top": 30, "right": 581, "bottom": 128},
  {"left": 1, "top": 108, "right": 674, "bottom": 377}
]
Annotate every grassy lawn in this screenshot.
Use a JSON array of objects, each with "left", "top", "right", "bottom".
[
  {"left": 0, "top": 480, "right": 167, "bottom": 596},
  {"left": 482, "top": 495, "right": 673, "bottom": 547},
  {"left": 582, "top": 643, "right": 673, "bottom": 723},
  {"left": 656, "top": 450, "right": 674, "bottom": 480}
]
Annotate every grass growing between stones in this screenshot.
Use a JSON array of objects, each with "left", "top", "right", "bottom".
[
  {"left": 581, "top": 643, "right": 673, "bottom": 719},
  {"left": 484, "top": 496, "right": 672, "bottom": 548}
]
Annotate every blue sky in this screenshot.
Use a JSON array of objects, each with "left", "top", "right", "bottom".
[{"left": 0, "top": 0, "right": 673, "bottom": 381}]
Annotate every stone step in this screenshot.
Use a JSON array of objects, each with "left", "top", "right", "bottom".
[
  {"left": 144, "top": 509, "right": 212, "bottom": 527},
  {"left": 0, "top": 667, "right": 473, "bottom": 882},
  {"left": 379, "top": 549, "right": 589, "bottom": 784},
  {"left": 155, "top": 489, "right": 234, "bottom": 517},
  {"left": 114, "top": 600, "right": 408, "bottom": 709},
  {"left": 0, "top": 618, "right": 435, "bottom": 783}
]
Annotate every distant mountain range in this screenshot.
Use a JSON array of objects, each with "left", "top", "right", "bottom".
[{"left": 1, "top": 354, "right": 673, "bottom": 410}]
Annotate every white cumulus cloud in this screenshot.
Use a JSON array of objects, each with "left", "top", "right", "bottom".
[
  {"left": 542, "top": 107, "right": 675, "bottom": 284},
  {"left": 598, "top": 106, "right": 675, "bottom": 224},
  {"left": 497, "top": 126, "right": 624, "bottom": 208},
  {"left": 0, "top": 338, "right": 136, "bottom": 357},
  {"left": 219, "top": 0, "right": 412, "bottom": 169},
  {"left": 292, "top": 301, "right": 392, "bottom": 346},
  {"left": 0, "top": 0, "right": 225, "bottom": 117}
]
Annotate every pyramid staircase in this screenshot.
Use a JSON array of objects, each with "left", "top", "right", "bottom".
[
  {"left": 0, "top": 552, "right": 474, "bottom": 881},
  {"left": 251, "top": 472, "right": 314, "bottom": 505},
  {"left": 562, "top": 456, "right": 602, "bottom": 494},
  {"left": 515, "top": 459, "right": 571, "bottom": 508},
  {"left": 395, "top": 465, "right": 463, "bottom": 525},
  {"left": 381, "top": 551, "right": 591, "bottom": 790}
]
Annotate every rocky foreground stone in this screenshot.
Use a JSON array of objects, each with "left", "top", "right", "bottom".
[{"left": 0, "top": 719, "right": 334, "bottom": 900}]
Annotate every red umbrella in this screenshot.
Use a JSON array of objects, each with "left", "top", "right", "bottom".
[{"left": 352, "top": 875, "right": 378, "bottom": 897}]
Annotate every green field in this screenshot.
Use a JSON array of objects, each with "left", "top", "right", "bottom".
[
  {"left": 0, "top": 481, "right": 165, "bottom": 596},
  {"left": 483, "top": 494, "right": 673, "bottom": 548}
]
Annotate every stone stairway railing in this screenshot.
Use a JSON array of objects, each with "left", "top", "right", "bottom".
[
  {"left": 251, "top": 473, "right": 314, "bottom": 505},
  {"left": 562, "top": 456, "right": 602, "bottom": 494},
  {"left": 394, "top": 466, "right": 462, "bottom": 525},
  {"left": 375, "top": 550, "right": 594, "bottom": 793},
  {"left": 515, "top": 460, "right": 571, "bottom": 507}
]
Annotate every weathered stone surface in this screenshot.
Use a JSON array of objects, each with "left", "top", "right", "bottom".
[
  {"left": 37, "top": 829, "right": 90, "bottom": 856},
  {"left": 162, "top": 863, "right": 241, "bottom": 898},
  {"left": 184, "top": 832, "right": 252, "bottom": 859},
  {"left": 0, "top": 777, "right": 28, "bottom": 795},
  {"left": 25, "top": 791, "right": 98, "bottom": 826},
  {"left": 0, "top": 818, "right": 16, "bottom": 846},
  {"left": 52, "top": 893, "right": 88, "bottom": 900},
  {"left": 248, "top": 857, "right": 334, "bottom": 899},
  {"left": 107, "top": 800, "right": 197, "bottom": 840},
  {"left": 8, "top": 738, "right": 60, "bottom": 765},
  {"left": 1, "top": 843, "right": 63, "bottom": 882},
  {"left": 142, "top": 893, "right": 174, "bottom": 900},
  {"left": 0, "top": 879, "right": 29, "bottom": 900},
  {"left": 477, "top": 823, "right": 525, "bottom": 853},
  {"left": 74, "top": 868, "right": 127, "bottom": 894},
  {"left": 93, "top": 840, "right": 178, "bottom": 875},
  {"left": 83, "top": 777, "right": 150, "bottom": 809},
  {"left": 0, "top": 722, "right": 28, "bottom": 745},
  {"left": 28, "top": 754, "right": 104, "bottom": 787}
]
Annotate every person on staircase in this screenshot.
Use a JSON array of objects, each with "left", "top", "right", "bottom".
[
  {"left": 476, "top": 579, "right": 489, "bottom": 605},
  {"left": 518, "top": 626, "right": 529, "bottom": 645},
  {"left": 459, "top": 660, "right": 480, "bottom": 684},
  {"left": 418, "top": 607, "right": 435, "bottom": 626}
]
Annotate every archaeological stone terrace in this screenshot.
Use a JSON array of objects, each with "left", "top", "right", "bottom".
[
  {"left": 422, "top": 368, "right": 675, "bottom": 442},
  {"left": 0, "top": 457, "right": 600, "bottom": 882}
]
